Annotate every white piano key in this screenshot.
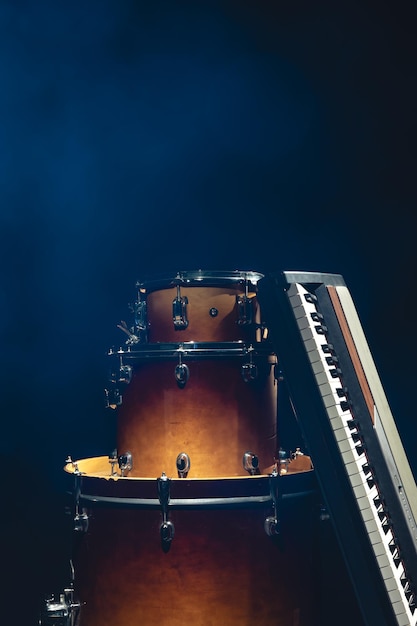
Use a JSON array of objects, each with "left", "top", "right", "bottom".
[{"left": 394, "top": 612, "right": 414, "bottom": 626}]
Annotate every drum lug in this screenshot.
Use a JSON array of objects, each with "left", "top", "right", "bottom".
[
  {"left": 157, "top": 473, "right": 175, "bottom": 552},
  {"left": 174, "top": 352, "right": 189, "bottom": 388},
  {"left": 118, "top": 452, "right": 133, "bottom": 476},
  {"left": 65, "top": 456, "right": 81, "bottom": 476},
  {"left": 106, "top": 356, "right": 132, "bottom": 409},
  {"left": 241, "top": 345, "right": 258, "bottom": 382},
  {"left": 242, "top": 451, "right": 260, "bottom": 475},
  {"left": 236, "top": 294, "right": 254, "bottom": 326},
  {"left": 176, "top": 452, "right": 191, "bottom": 478},
  {"left": 173, "top": 285, "right": 189, "bottom": 330},
  {"left": 160, "top": 520, "right": 175, "bottom": 549}
]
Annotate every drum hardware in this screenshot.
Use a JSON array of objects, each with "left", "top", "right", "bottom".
[
  {"left": 105, "top": 355, "right": 132, "bottom": 409},
  {"left": 129, "top": 298, "right": 148, "bottom": 343},
  {"left": 264, "top": 469, "right": 280, "bottom": 537},
  {"left": 236, "top": 274, "right": 255, "bottom": 326},
  {"left": 242, "top": 451, "right": 260, "bottom": 475},
  {"left": 70, "top": 469, "right": 90, "bottom": 533},
  {"left": 157, "top": 472, "right": 175, "bottom": 552},
  {"left": 174, "top": 352, "right": 189, "bottom": 388},
  {"left": 241, "top": 345, "right": 258, "bottom": 382},
  {"left": 74, "top": 506, "right": 90, "bottom": 533},
  {"left": 176, "top": 452, "right": 191, "bottom": 478},
  {"left": 109, "top": 356, "right": 133, "bottom": 386},
  {"left": 291, "top": 448, "right": 304, "bottom": 459},
  {"left": 116, "top": 319, "right": 140, "bottom": 345},
  {"left": 278, "top": 448, "right": 290, "bottom": 474},
  {"left": 39, "top": 587, "right": 81, "bottom": 626},
  {"left": 209, "top": 307, "right": 218, "bottom": 317},
  {"left": 107, "top": 341, "right": 275, "bottom": 362},
  {"left": 65, "top": 456, "right": 81, "bottom": 475},
  {"left": 104, "top": 386, "right": 122, "bottom": 409},
  {"left": 108, "top": 449, "right": 118, "bottom": 476},
  {"left": 172, "top": 284, "right": 189, "bottom": 330},
  {"left": 118, "top": 452, "right": 133, "bottom": 476}
]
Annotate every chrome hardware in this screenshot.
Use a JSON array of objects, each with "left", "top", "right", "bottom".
[
  {"left": 106, "top": 357, "right": 132, "bottom": 409},
  {"left": 71, "top": 469, "right": 89, "bottom": 533},
  {"left": 65, "top": 456, "right": 81, "bottom": 476},
  {"left": 176, "top": 452, "right": 191, "bottom": 478},
  {"left": 174, "top": 363, "right": 189, "bottom": 388},
  {"left": 118, "top": 452, "right": 133, "bottom": 476},
  {"left": 130, "top": 299, "right": 148, "bottom": 342},
  {"left": 110, "top": 356, "right": 133, "bottom": 385},
  {"left": 278, "top": 448, "right": 289, "bottom": 474},
  {"left": 39, "top": 587, "right": 81, "bottom": 626},
  {"left": 236, "top": 277, "right": 253, "bottom": 325},
  {"left": 174, "top": 351, "right": 189, "bottom": 388},
  {"left": 291, "top": 447, "right": 304, "bottom": 459},
  {"left": 173, "top": 285, "right": 189, "bottom": 330},
  {"left": 241, "top": 345, "right": 258, "bottom": 382},
  {"left": 236, "top": 295, "right": 253, "bottom": 325},
  {"left": 209, "top": 307, "right": 218, "bottom": 317},
  {"left": 160, "top": 520, "right": 175, "bottom": 546},
  {"left": 108, "top": 449, "right": 118, "bottom": 476},
  {"left": 264, "top": 468, "right": 280, "bottom": 536},
  {"left": 157, "top": 472, "right": 175, "bottom": 552},
  {"left": 243, "top": 451, "right": 259, "bottom": 475},
  {"left": 73, "top": 507, "right": 89, "bottom": 533},
  {"left": 104, "top": 387, "right": 122, "bottom": 409},
  {"left": 117, "top": 319, "right": 140, "bottom": 345}
]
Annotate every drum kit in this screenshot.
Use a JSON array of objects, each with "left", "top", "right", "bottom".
[{"left": 40, "top": 270, "right": 321, "bottom": 626}]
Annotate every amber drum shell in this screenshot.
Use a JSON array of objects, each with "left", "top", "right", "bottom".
[{"left": 66, "top": 457, "right": 319, "bottom": 626}]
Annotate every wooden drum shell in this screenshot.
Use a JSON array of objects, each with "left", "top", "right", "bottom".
[
  {"left": 146, "top": 285, "right": 260, "bottom": 343},
  {"left": 69, "top": 462, "right": 319, "bottom": 626},
  {"left": 115, "top": 355, "right": 277, "bottom": 478}
]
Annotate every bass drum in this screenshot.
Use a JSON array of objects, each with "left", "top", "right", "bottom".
[{"left": 67, "top": 457, "right": 319, "bottom": 626}]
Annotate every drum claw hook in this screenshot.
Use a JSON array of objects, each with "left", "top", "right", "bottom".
[
  {"left": 157, "top": 473, "right": 175, "bottom": 552},
  {"left": 175, "top": 352, "right": 189, "bottom": 388}
]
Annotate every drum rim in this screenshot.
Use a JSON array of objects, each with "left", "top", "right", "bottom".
[
  {"left": 65, "top": 457, "right": 316, "bottom": 510},
  {"left": 135, "top": 269, "right": 264, "bottom": 292},
  {"left": 108, "top": 341, "right": 277, "bottom": 361}
]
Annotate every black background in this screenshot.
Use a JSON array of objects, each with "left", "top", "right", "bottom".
[{"left": 1, "top": 1, "right": 416, "bottom": 623}]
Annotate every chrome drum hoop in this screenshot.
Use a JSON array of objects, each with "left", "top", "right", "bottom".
[
  {"left": 135, "top": 269, "right": 265, "bottom": 294},
  {"left": 108, "top": 341, "right": 276, "bottom": 363}
]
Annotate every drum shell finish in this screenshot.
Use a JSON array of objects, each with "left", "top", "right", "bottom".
[
  {"left": 71, "top": 470, "right": 319, "bottom": 626},
  {"left": 116, "top": 356, "right": 277, "bottom": 478},
  {"left": 145, "top": 284, "right": 261, "bottom": 343}
]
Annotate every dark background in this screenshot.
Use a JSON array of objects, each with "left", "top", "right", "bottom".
[{"left": 1, "top": 1, "right": 416, "bottom": 623}]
